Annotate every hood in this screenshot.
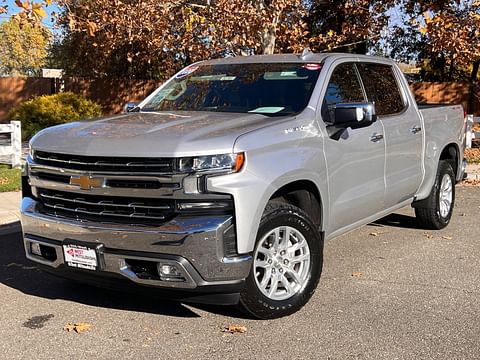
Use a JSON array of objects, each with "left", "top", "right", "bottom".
[{"left": 31, "top": 111, "right": 291, "bottom": 157}]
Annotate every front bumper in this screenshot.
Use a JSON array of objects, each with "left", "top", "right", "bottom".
[{"left": 21, "top": 197, "right": 252, "bottom": 302}]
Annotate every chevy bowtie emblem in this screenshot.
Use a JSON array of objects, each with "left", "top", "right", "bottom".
[{"left": 69, "top": 175, "right": 104, "bottom": 190}]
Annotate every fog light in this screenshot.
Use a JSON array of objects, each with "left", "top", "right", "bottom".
[
  {"left": 157, "top": 263, "right": 185, "bottom": 282},
  {"left": 30, "top": 242, "right": 42, "bottom": 256}
]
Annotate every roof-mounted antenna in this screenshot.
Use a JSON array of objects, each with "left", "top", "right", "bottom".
[{"left": 300, "top": 47, "right": 313, "bottom": 60}]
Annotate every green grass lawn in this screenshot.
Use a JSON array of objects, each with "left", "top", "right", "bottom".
[{"left": 0, "top": 165, "right": 21, "bottom": 192}]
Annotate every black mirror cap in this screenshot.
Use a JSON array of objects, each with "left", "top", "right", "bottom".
[
  {"left": 123, "top": 102, "right": 140, "bottom": 113},
  {"left": 333, "top": 102, "right": 377, "bottom": 127}
]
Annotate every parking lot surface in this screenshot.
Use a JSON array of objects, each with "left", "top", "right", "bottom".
[{"left": 0, "top": 186, "right": 479, "bottom": 359}]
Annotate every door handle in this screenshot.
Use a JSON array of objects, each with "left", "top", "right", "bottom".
[
  {"left": 410, "top": 126, "right": 422, "bottom": 134},
  {"left": 369, "top": 133, "right": 384, "bottom": 143}
]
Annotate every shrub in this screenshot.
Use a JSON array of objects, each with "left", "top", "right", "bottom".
[{"left": 7, "top": 92, "right": 102, "bottom": 140}]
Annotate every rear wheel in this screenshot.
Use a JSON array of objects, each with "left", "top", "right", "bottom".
[
  {"left": 239, "top": 202, "right": 323, "bottom": 319},
  {"left": 414, "top": 160, "right": 455, "bottom": 229}
]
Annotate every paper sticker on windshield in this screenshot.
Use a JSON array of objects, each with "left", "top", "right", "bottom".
[
  {"left": 302, "top": 63, "right": 322, "bottom": 71},
  {"left": 248, "top": 107, "right": 285, "bottom": 114},
  {"left": 176, "top": 65, "right": 199, "bottom": 79}
]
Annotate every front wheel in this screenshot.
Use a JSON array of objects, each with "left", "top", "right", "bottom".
[
  {"left": 414, "top": 160, "right": 455, "bottom": 229},
  {"left": 239, "top": 202, "right": 323, "bottom": 319}
]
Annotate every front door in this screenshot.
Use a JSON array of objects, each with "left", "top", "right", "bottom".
[{"left": 320, "top": 62, "right": 386, "bottom": 233}]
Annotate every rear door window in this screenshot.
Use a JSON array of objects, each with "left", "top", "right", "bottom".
[{"left": 356, "top": 63, "right": 406, "bottom": 116}]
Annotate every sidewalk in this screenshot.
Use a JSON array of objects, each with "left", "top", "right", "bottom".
[
  {"left": 0, "top": 191, "right": 21, "bottom": 235},
  {"left": 466, "top": 163, "right": 480, "bottom": 180}
]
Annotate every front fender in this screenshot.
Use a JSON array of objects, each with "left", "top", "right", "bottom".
[{"left": 208, "top": 118, "right": 327, "bottom": 254}]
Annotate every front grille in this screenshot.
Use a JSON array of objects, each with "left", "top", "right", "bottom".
[
  {"left": 30, "top": 151, "right": 233, "bottom": 226},
  {"left": 38, "top": 189, "right": 175, "bottom": 225},
  {"left": 32, "top": 172, "right": 181, "bottom": 190},
  {"left": 34, "top": 151, "right": 176, "bottom": 173},
  {"left": 36, "top": 189, "right": 234, "bottom": 225}
]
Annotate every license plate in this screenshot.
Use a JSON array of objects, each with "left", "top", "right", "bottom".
[{"left": 63, "top": 244, "right": 98, "bottom": 271}]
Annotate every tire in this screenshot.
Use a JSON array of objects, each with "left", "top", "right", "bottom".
[
  {"left": 414, "top": 160, "right": 455, "bottom": 230},
  {"left": 239, "top": 202, "right": 323, "bottom": 319}
]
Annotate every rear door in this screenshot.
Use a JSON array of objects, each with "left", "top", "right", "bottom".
[
  {"left": 357, "top": 63, "right": 423, "bottom": 207},
  {"left": 320, "top": 62, "right": 386, "bottom": 232}
]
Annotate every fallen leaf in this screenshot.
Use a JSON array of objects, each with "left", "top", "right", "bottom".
[
  {"left": 64, "top": 322, "right": 91, "bottom": 333},
  {"left": 462, "top": 178, "right": 480, "bottom": 186},
  {"left": 442, "top": 236, "right": 453, "bottom": 240},
  {"left": 351, "top": 272, "right": 363, "bottom": 278},
  {"left": 87, "top": 21, "right": 97, "bottom": 37},
  {"left": 223, "top": 325, "right": 247, "bottom": 334}
]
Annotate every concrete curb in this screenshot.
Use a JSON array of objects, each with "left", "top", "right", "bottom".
[{"left": 0, "top": 220, "right": 21, "bottom": 236}]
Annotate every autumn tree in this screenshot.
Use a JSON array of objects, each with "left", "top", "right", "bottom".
[
  {"left": 306, "top": 0, "right": 396, "bottom": 54},
  {"left": 0, "top": 18, "right": 51, "bottom": 76},
  {"left": 385, "top": 0, "right": 480, "bottom": 112},
  {"left": 1, "top": 0, "right": 52, "bottom": 22},
  {"left": 389, "top": 0, "right": 480, "bottom": 82},
  {"left": 52, "top": 0, "right": 308, "bottom": 79}
]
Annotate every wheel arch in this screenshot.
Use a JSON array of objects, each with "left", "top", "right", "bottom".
[
  {"left": 269, "top": 179, "right": 324, "bottom": 231},
  {"left": 439, "top": 143, "right": 460, "bottom": 180}
]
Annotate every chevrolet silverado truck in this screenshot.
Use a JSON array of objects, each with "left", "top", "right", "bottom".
[{"left": 21, "top": 53, "right": 466, "bottom": 319}]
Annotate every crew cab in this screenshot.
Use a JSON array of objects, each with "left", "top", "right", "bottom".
[{"left": 21, "top": 52, "right": 466, "bottom": 319}]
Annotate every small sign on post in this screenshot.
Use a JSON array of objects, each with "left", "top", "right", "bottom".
[
  {"left": 42, "top": 68, "right": 64, "bottom": 78},
  {"left": 11, "top": 121, "right": 21, "bottom": 168},
  {"left": 0, "top": 121, "right": 22, "bottom": 168}
]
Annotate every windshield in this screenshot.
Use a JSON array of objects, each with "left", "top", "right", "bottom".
[{"left": 141, "top": 63, "right": 322, "bottom": 116}]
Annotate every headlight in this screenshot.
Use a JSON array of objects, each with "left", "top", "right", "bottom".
[{"left": 178, "top": 153, "right": 245, "bottom": 173}]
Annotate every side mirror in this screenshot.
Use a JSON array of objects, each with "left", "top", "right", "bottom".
[
  {"left": 123, "top": 102, "right": 139, "bottom": 113},
  {"left": 333, "top": 103, "right": 377, "bottom": 127}
]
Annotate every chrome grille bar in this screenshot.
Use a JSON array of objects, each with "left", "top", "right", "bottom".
[
  {"left": 35, "top": 155, "right": 170, "bottom": 168},
  {"left": 42, "top": 203, "right": 167, "bottom": 221},
  {"left": 39, "top": 192, "right": 171, "bottom": 210},
  {"left": 34, "top": 151, "right": 175, "bottom": 173}
]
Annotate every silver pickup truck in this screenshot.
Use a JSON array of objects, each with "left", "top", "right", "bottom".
[{"left": 21, "top": 53, "right": 466, "bottom": 319}]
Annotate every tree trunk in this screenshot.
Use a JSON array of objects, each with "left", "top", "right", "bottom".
[
  {"left": 256, "top": 0, "right": 277, "bottom": 55},
  {"left": 467, "top": 59, "right": 480, "bottom": 114},
  {"left": 261, "top": 25, "right": 277, "bottom": 54},
  {"left": 439, "top": 54, "right": 446, "bottom": 82},
  {"left": 448, "top": 56, "right": 454, "bottom": 81}
]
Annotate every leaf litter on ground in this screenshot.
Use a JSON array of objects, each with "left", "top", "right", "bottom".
[
  {"left": 223, "top": 325, "right": 247, "bottom": 334},
  {"left": 63, "top": 322, "right": 91, "bottom": 333}
]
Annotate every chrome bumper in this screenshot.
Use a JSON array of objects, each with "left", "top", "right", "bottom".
[{"left": 21, "top": 197, "right": 252, "bottom": 290}]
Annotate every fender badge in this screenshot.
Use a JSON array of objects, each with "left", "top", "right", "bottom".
[{"left": 284, "top": 125, "right": 309, "bottom": 134}]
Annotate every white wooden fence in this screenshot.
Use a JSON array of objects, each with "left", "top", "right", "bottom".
[
  {"left": 0, "top": 121, "right": 22, "bottom": 168},
  {"left": 466, "top": 114, "right": 480, "bottom": 148}
]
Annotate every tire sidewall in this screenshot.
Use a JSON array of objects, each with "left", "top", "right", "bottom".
[
  {"left": 241, "top": 204, "right": 323, "bottom": 319},
  {"left": 434, "top": 162, "right": 455, "bottom": 227}
]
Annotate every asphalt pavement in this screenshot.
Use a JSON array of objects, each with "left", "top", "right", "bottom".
[{"left": 0, "top": 186, "right": 479, "bottom": 359}]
